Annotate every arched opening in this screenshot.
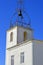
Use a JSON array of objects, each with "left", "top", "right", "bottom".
[
  {"left": 24, "top": 31, "right": 27, "bottom": 41},
  {"left": 10, "top": 32, "right": 13, "bottom": 42}
]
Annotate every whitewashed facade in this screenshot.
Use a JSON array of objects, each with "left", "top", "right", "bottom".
[{"left": 5, "top": 26, "right": 43, "bottom": 65}]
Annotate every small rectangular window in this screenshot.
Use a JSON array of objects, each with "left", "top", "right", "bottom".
[
  {"left": 20, "top": 52, "right": 24, "bottom": 63},
  {"left": 11, "top": 55, "right": 14, "bottom": 65}
]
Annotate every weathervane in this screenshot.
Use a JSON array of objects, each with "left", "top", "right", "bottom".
[{"left": 10, "top": 0, "right": 31, "bottom": 28}]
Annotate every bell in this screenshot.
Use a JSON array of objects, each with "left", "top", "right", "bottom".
[{"left": 18, "top": 10, "right": 22, "bottom": 16}]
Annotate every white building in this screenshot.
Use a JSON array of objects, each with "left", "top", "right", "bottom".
[{"left": 5, "top": 25, "right": 43, "bottom": 65}]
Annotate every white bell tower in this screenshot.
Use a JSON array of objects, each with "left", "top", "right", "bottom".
[
  {"left": 6, "top": 0, "right": 33, "bottom": 49},
  {"left": 5, "top": 0, "right": 33, "bottom": 65},
  {"left": 6, "top": 25, "right": 33, "bottom": 49}
]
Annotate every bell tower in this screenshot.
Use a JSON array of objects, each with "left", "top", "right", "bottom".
[
  {"left": 5, "top": 1, "right": 34, "bottom": 65},
  {"left": 6, "top": 0, "right": 33, "bottom": 49}
]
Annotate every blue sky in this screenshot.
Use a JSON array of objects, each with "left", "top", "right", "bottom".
[{"left": 0, "top": 0, "right": 43, "bottom": 65}]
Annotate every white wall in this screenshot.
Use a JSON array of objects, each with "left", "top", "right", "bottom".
[
  {"left": 6, "top": 27, "right": 17, "bottom": 48},
  {"left": 17, "top": 26, "right": 33, "bottom": 43},
  {"left": 5, "top": 50, "right": 10, "bottom": 65},
  {"left": 33, "top": 40, "right": 43, "bottom": 65},
  {"left": 6, "top": 41, "right": 33, "bottom": 65}
]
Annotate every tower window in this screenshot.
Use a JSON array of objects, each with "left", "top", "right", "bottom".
[
  {"left": 20, "top": 52, "right": 24, "bottom": 63},
  {"left": 24, "top": 31, "right": 27, "bottom": 41},
  {"left": 10, "top": 32, "right": 13, "bottom": 42},
  {"left": 11, "top": 55, "right": 14, "bottom": 65}
]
